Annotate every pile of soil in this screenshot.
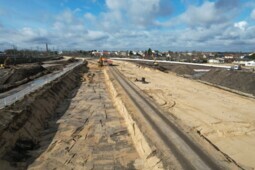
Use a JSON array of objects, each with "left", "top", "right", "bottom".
[
  {"left": 0, "top": 64, "right": 50, "bottom": 93},
  {"left": 3, "top": 64, "right": 45, "bottom": 85},
  {"left": 133, "top": 62, "right": 195, "bottom": 75},
  {"left": 0, "top": 70, "right": 12, "bottom": 85},
  {"left": 200, "top": 69, "right": 255, "bottom": 96},
  {"left": 169, "top": 65, "right": 195, "bottom": 75}
]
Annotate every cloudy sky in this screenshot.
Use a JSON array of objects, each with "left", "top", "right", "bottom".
[{"left": 0, "top": 0, "right": 255, "bottom": 51}]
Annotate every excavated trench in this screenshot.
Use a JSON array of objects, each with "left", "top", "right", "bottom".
[
  {"left": 0, "top": 61, "right": 167, "bottom": 170},
  {"left": 0, "top": 62, "right": 88, "bottom": 169}
]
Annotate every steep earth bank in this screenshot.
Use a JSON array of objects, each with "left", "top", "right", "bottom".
[
  {"left": 200, "top": 69, "right": 255, "bottom": 96},
  {"left": 0, "top": 62, "right": 87, "bottom": 169}
]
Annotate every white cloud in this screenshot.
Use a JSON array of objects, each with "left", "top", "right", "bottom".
[
  {"left": 73, "top": 8, "right": 81, "bottom": 13},
  {"left": 180, "top": 2, "right": 218, "bottom": 27},
  {"left": 103, "top": 0, "right": 171, "bottom": 27},
  {"left": 84, "top": 12, "right": 96, "bottom": 21},
  {"left": 234, "top": 21, "right": 248, "bottom": 31},
  {"left": 251, "top": 9, "right": 255, "bottom": 20},
  {"left": 179, "top": 0, "right": 239, "bottom": 28},
  {"left": 0, "top": 0, "right": 255, "bottom": 51},
  {"left": 106, "top": 0, "right": 127, "bottom": 10}
]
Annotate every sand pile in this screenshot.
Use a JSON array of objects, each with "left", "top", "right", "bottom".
[{"left": 200, "top": 69, "right": 255, "bottom": 96}]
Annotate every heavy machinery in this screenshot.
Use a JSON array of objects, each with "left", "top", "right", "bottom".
[
  {"left": 98, "top": 56, "right": 103, "bottom": 67},
  {"left": 98, "top": 56, "right": 113, "bottom": 67},
  {"left": 152, "top": 54, "right": 158, "bottom": 66},
  {"left": 0, "top": 57, "right": 11, "bottom": 68}
]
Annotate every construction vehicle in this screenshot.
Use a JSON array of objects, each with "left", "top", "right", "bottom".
[
  {"left": 98, "top": 56, "right": 103, "bottom": 67},
  {"left": 0, "top": 57, "right": 11, "bottom": 68},
  {"left": 152, "top": 54, "right": 158, "bottom": 66},
  {"left": 98, "top": 56, "right": 113, "bottom": 67}
]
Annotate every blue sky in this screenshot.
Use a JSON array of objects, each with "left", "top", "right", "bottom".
[{"left": 0, "top": 0, "right": 255, "bottom": 51}]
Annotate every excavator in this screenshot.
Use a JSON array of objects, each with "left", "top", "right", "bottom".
[
  {"left": 0, "top": 57, "right": 11, "bottom": 68},
  {"left": 152, "top": 54, "right": 158, "bottom": 66},
  {"left": 98, "top": 56, "right": 113, "bottom": 67}
]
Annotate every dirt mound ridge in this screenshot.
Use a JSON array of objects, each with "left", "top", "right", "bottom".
[
  {"left": 4, "top": 64, "right": 46, "bottom": 85},
  {"left": 200, "top": 69, "right": 255, "bottom": 96},
  {"left": 169, "top": 65, "right": 194, "bottom": 75}
]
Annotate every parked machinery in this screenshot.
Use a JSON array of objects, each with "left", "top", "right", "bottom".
[
  {"left": 1, "top": 57, "right": 11, "bottom": 68},
  {"left": 98, "top": 56, "right": 113, "bottom": 67}
]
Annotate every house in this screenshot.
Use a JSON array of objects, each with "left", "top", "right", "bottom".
[
  {"left": 245, "top": 61, "right": 255, "bottom": 67},
  {"left": 92, "top": 51, "right": 103, "bottom": 57},
  {"left": 119, "top": 51, "right": 128, "bottom": 57},
  {"left": 137, "top": 51, "right": 145, "bottom": 57},
  {"left": 224, "top": 55, "right": 234, "bottom": 59},
  {"left": 208, "top": 58, "right": 225, "bottom": 64}
]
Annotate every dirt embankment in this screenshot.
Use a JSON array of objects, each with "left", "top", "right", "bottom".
[
  {"left": 200, "top": 69, "right": 255, "bottom": 96},
  {"left": 0, "top": 62, "right": 87, "bottom": 169},
  {"left": 167, "top": 65, "right": 195, "bottom": 75},
  {"left": 0, "top": 64, "right": 45, "bottom": 84},
  {"left": 0, "top": 64, "right": 49, "bottom": 93},
  {"left": 0, "top": 58, "right": 78, "bottom": 93}
]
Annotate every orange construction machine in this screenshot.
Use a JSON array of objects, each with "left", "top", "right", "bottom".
[{"left": 98, "top": 57, "right": 113, "bottom": 67}]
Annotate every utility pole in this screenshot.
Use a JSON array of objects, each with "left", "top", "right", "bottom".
[
  {"left": 13, "top": 45, "right": 16, "bottom": 65},
  {"left": 46, "top": 44, "right": 48, "bottom": 52}
]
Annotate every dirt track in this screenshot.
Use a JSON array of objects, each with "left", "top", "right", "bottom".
[
  {"left": 115, "top": 61, "right": 255, "bottom": 169},
  {"left": 27, "top": 64, "right": 142, "bottom": 169}
]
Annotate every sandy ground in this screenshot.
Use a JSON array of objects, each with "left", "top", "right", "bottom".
[
  {"left": 115, "top": 61, "right": 255, "bottom": 169},
  {"left": 28, "top": 64, "right": 141, "bottom": 170}
]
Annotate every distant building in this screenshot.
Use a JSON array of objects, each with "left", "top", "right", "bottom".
[
  {"left": 103, "top": 51, "right": 111, "bottom": 56},
  {"left": 137, "top": 51, "right": 145, "bottom": 57},
  {"left": 224, "top": 55, "right": 234, "bottom": 59},
  {"left": 119, "top": 51, "right": 128, "bottom": 57},
  {"left": 245, "top": 61, "right": 255, "bottom": 67},
  {"left": 92, "top": 51, "right": 103, "bottom": 57},
  {"left": 208, "top": 58, "right": 225, "bottom": 64}
]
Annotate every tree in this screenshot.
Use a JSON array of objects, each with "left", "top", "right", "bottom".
[
  {"left": 148, "top": 48, "right": 152, "bottom": 57},
  {"left": 249, "top": 53, "right": 255, "bottom": 60}
]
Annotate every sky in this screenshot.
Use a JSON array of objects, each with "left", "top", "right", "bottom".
[{"left": 0, "top": 0, "right": 255, "bottom": 52}]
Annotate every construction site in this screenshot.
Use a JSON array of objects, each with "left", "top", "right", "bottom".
[{"left": 0, "top": 56, "right": 255, "bottom": 170}]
